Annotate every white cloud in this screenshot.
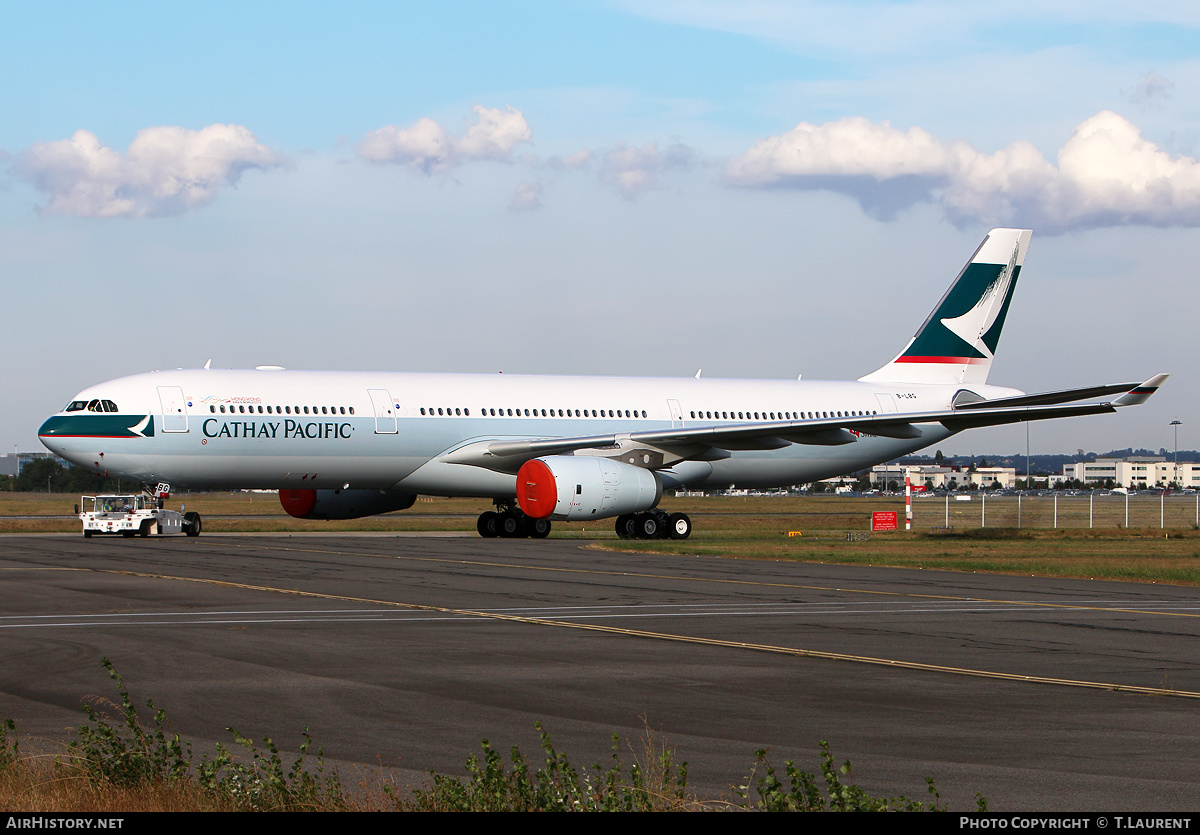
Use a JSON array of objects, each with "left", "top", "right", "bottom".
[
  {"left": 357, "top": 117, "right": 451, "bottom": 173},
  {"left": 357, "top": 105, "right": 531, "bottom": 172},
  {"left": 725, "top": 111, "right": 1200, "bottom": 231},
  {"left": 510, "top": 181, "right": 544, "bottom": 211},
  {"left": 546, "top": 149, "right": 592, "bottom": 171},
  {"left": 13, "top": 124, "right": 285, "bottom": 218},
  {"left": 1123, "top": 70, "right": 1175, "bottom": 106},
  {"left": 600, "top": 141, "right": 695, "bottom": 198}
]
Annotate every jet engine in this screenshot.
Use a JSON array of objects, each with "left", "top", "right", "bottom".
[
  {"left": 516, "top": 456, "right": 662, "bottom": 521},
  {"left": 279, "top": 488, "right": 417, "bottom": 520}
]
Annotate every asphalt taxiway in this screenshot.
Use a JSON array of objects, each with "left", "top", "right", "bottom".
[{"left": 1, "top": 534, "right": 1198, "bottom": 810}]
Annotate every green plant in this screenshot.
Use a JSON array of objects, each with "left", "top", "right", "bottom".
[
  {"left": 196, "top": 728, "right": 346, "bottom": 811},
  {"left": 66, "top": 658, "right": 192, "bottom": 787},
  {"left": 738, "top": 740, "right": 950, "bottom": 812},
  {"left": 408, "top": 722, "right": 694, "bottom": 811},
  {"left": 0, "top": 717, "right": 18, "bottom": 773},
  {"left": 56, "top": 659, "right": 344, "bottom": 810}
]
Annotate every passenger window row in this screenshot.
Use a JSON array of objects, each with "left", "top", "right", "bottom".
[
  {"left": 210, "top": 405, "right": 355, "bottom": 416},
  {"left": 73, "top": 399, "right": 875, "bottom": 423},
  {"left": 204, "top": 403, "right": 879, "bottom": 421},
  {"left": 476, "top": 408, "right": 648, "bottom": 418},
  {"left": 689, "top": 409, "right": 877, "bottom": 420}
]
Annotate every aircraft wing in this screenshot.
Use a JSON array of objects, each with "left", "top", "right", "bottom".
[
  {"left": 441, "top": 374, "right": 1167, "bottom": 472},
  {"left": 951, "top": 374, "right": 1168, "bottom": 410}
]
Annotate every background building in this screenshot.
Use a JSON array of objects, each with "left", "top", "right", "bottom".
[
  {"left": 0, "top": 452, "right": 61, "bottom": 478},
  {"left": 871, "top": 464, "right": 1017, "bottom": 490},
  {"left": 1061, "top": 457, "right": 1200, "bottom": 489}
]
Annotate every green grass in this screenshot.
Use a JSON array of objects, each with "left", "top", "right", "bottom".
[
  {"left": 595, "top": 523, "right": 1200, "bottom": 586},
  {"left": 6, "top": 491, "right": 1200, "bottom": 586}
]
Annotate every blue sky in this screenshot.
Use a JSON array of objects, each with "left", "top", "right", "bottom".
[{"left": 5, "top": 1, "right": 1200, "bottom": 458}]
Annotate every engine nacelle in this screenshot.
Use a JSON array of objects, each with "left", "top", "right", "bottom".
[
  {"left": 516, "top": 456, "right": 662, "bottom": 521},
  {"left": 279, "top": 488, "right": 417, "bottom": 520}
]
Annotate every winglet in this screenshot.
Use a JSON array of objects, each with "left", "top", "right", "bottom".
[{"left": 1112, "top": 374, "right": 1169, "bottom": 407}]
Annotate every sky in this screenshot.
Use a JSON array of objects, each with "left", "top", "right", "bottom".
[{"left": 4, "top": 0, "right": 1199, "bottom": 460}]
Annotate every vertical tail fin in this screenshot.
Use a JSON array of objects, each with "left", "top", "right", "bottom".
[{"left": 859, "top": 228, "right": 1032, "bottom": 385}]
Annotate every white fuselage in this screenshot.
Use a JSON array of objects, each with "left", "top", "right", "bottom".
[{"left": 39, "top": 368, "right": 1022, "bottom": 496}]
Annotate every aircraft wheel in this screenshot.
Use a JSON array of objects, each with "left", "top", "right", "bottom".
[
  {"left": 477, "top": 511, "right": 500, "bottom": 538},
  {"left": 615, "top": 514, "right": 636, "bottom": 539},
  {"left": 637, "top": 513, "right": 660, "bottom": 539},
  {"left": 668, "top": 513, "right": 692, "bottom": 540},
  {"left": 529, "top": 517, "right": 551, "bottom": 538},
  {"left": 499, "top": 512, "right": 524, "bottom": 538}
]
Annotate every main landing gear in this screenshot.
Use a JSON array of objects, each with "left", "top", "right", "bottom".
[
  {"left": 615, "top": 510, "right": 691, "bottom": 540},
  {"left": 476, "top": 501, "right": 551, "bottom": 539},
  {"left": 474, "top": 502, "right": 691, "bottom": 540}
]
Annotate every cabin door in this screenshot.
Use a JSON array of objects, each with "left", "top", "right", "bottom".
[
  {"left": 157, "top": 386, "right": 188, "bottom": 433},
  {"left": 873, "top": 393, "right": 899, "bottom": 414},
  {"left": 667, "top": 399, "right": 684, "bottom": 428},
  {"left": 368, "top": 389, "right": 398, "bottom": 433}
]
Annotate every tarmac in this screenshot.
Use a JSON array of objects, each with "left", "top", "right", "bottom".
[{"left": 1, "top": 533, "right": 1198, "bottom": 810}]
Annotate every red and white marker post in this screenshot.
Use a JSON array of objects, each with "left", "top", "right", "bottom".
[{"left": 905, "top": 469, "right": 912, "bottom": 531}]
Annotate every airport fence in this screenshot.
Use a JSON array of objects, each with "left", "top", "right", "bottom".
[{"left": 906, "top": 493, "right": 1200, "bottom": 531}]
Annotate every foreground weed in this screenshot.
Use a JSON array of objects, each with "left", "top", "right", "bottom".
[
  {"left": 408, "top": 722, "right": 695, "bottom": 811},
  {"left": 410, "top": 728, "right": 966, "bottom": 811},
  {"left": 738, "top": 740, "right": 953, "bottom": 812},
  {"left": 0, "top": 717, "right": 18, "bottom": 772},
  {"left": 67, "top": 658, "right": 192, "bottom": 787},
  {"left": 53, "top": 659, "right": 345, "bottom": 810},
  {"left": 196, "top": 728, "right": 347, "bottom": 811},
  {"left": 2, "top": 661, "right": 983, "bottom": 811}
]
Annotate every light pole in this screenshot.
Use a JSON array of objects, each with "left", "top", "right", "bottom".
[
  {"left": 1025, "top": 422, "right": 1031, "bottom": 489},
  {"left": 1171, "top": 420, "right": 1182, "bottom": 490}
]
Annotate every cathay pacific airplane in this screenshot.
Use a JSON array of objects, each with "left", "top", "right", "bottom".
[{"left": 39, "top": 228, "right": 1165, "bottom": 540}]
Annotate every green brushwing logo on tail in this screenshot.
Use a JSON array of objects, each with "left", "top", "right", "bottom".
[{"left": 898, "top": 239, "right": 1021, "bottom": 364}]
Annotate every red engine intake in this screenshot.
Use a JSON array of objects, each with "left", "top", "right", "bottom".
[{"left": 279, "top": 488, "right": 317, "bottom": 518}]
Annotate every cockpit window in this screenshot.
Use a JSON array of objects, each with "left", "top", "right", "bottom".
[
  {"left": 65, "top": 401, "right": 88, "bottom": 412},
  {"left": 79, "top": 399, "right": 119, "bottom": 413}
]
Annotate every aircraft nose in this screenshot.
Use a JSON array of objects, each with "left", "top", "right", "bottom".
[
  {"left": 39, "top": 415, "right": 57, "bottom": 437},
  {"left": 38, "top": 415, "right": 70, "bottom": 455}
]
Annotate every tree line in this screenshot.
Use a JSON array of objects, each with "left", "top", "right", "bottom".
[{"left": 1, "top": 458, "right": 128, "bottom": 494}]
